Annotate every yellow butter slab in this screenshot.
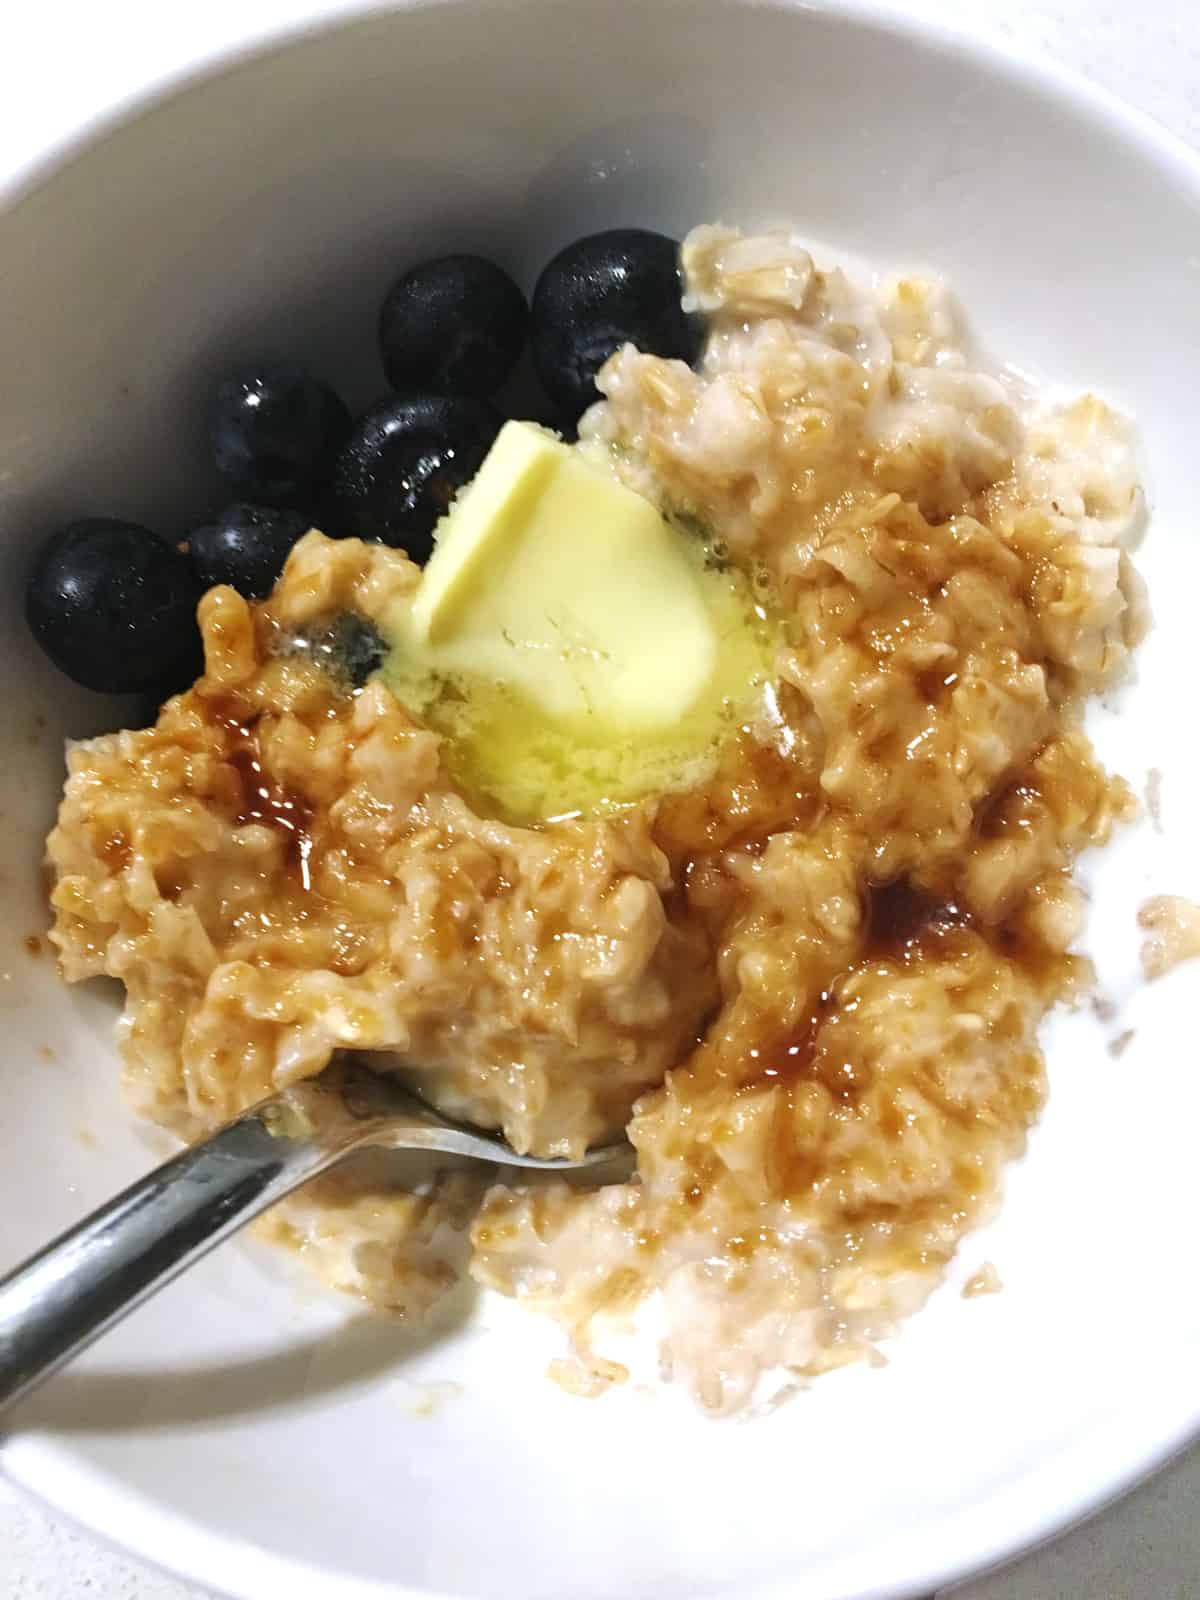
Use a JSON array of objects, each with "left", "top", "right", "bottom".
[{"left": 407, "top": 420, "right": 716, "bottom": 732}]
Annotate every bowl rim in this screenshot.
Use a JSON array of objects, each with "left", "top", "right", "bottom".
[{"left": 2, "top": 2, "right": 1200, "bottom": 1598}]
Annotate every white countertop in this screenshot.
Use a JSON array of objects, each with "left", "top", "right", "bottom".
[{"left": 3, "top": 1, "right": 1199, "bottom": 1595}]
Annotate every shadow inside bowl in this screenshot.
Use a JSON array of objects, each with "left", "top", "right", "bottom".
[{"left": 2, "top": 1279, "right": 478, "bottom": 1435}]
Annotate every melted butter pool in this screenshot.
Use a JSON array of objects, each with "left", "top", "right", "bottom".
[{"left": 383, "top": 542, "right": 781, "bottom": 825}]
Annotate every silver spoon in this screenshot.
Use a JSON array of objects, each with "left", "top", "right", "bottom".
[{"left": 0, "top": 1062, "right": 623, "bottom": 1418}]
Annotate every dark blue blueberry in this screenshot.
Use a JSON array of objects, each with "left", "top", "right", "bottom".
[
  {"left": 531, "top": 229, "right": 705, "bottom": 422},
  {"left": 209, "top": 365, "right": 350, "bottom": 506},
  {"left": 329, "top": 393, "right": 502, "bottom": 562},
  {"left": 379, "top": 254, "right": 528, "bottom": 398},
  {"left": 285, "top": 612, "right": 388, "bottom": 689},
  {"left": 328, "top": 612, "right": 388, "bottom": 686},
  {"left": 25, "top": 518, "right": 203, "bottom": 694},
  {"left": 188, "top": 503, "right": 312, "bottom": 601}
]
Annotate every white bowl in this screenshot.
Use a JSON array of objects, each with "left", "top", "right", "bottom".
[{"left": 2, "top": 2, "right": 1200, "bottom": 1597}]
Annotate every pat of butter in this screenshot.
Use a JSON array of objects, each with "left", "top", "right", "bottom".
[{"left": 406, "top": 420, "right": 716, "bottom": 732}]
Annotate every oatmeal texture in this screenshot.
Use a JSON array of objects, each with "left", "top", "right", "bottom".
[
  {"left": 48, "top": 227, "right": 1144, "bottom": 1412},
  {"left": 1138, "top": 895, "right": 1200, "bottom": 979}
]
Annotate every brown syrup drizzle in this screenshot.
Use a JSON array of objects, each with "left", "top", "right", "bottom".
[
  {"left": 863, "top": 878, "right": 970, "bottom": 961},
  {"left": 742, "top": 880, "right": 971, "bottom": 1092},
  {"left": 208, "top": 695, "right": 316, "bottom": 889}
]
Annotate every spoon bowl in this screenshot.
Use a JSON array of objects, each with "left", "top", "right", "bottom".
[{"left": 0, "top": 1060, "right": 625, "bottom": 1419}]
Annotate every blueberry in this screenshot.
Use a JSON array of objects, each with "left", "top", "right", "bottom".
[
  {"left": 209, "top": 365, "right": 350, "bottom": 506},
  {"left": 531, "top": 229, "right": 705, "bottom": 422},
  {"left": 285, "top": 612, "right": 388, "bottom": 689},
  {"left": 329, "top": 612, "right": 388, "bottom": 686},
  {"left": 329, "top": 393, "right": 502, "bottom": 561},
  {"left": 188, "top": 503, "right": 312, "bottom": 601},
  {"left": 26, "top": 518, "right": 203, "bottom": 694},
  {"left": 379, "top": 254, "right": 528, "bottom": 398}
]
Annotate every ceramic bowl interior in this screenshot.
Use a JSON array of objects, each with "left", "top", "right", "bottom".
[{"left": 1, "top": 3, "right": 1199, "bottom": 1598}]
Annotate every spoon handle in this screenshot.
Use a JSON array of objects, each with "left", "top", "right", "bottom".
[{"left": 0, "top": 1092, "right": 359, "bottom": 1418}]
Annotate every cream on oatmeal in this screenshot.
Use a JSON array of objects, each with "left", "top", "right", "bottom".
[{"left": 46, "top": 226, "right": 1146, "bottom": 1413}]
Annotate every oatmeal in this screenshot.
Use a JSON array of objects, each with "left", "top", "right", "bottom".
[
  {"left": 46, "top": 226, "right": 1146, "bottom": 1413},
  {"left": 1138, "top": 895, "right": 1200, "bottom": 979},
  {"left": 962, "top": 1264, "right": 1003, "bottom": 1300}
]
